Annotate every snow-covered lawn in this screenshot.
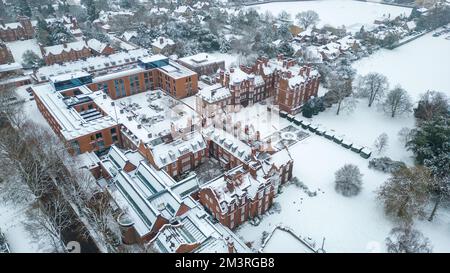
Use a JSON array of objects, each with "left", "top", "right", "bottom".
[
  {"left": 248, "top": 0, "right": 411, "bottom": 33},
  {"left": 262, "top": 228, "right": 314, "bottom": 253},
  {"left": 307, "top": 99, "right": 415, "bottom": 163},
  {"left": 353, "top": 32, "right": 450, "bottom": 100},
  {"left": 236, "top": 134, "right": 450, "bottom": 252},
  {"left": 0, "top": 201, "right": 53, "bottom": 253},
  {"left": 5, "top": 39, "right": 43, "bottom": 64},
  {"left": 15, "top": 85, "right": 52, "bottom": 130}
]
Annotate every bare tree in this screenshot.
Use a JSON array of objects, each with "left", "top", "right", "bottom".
[
  {"left": 0, "top": 86, "right": 26, "bottom": 129},
  {"left": 295, "top": 10, "right": 320, "bottom": 29},
  {"left": 26, "top": 197, "right": 73, "bottom": 252},
  {"left": 383, "top": 86, "right": 413, "bottom": 118},
  {"left": 327, "top": 73, "right": 353, "bottom": 115},
  {"left": 397, "top": 127, "right": 412, "bottom": 146},
  {"left": 357, "top": 72, "right": 389, "bottom": 107},
  {"left": 386, "top": 224, "right": 432, "bottom": 253},
  {"left": 428, "top": 175, "right": 450, "bottom": 222},
  {"left": 377, "top": 166, "right": 432, "bottom": 223},
  {"left": 334, "top": 164, "right": 363, "bottom": 197},
  {"left": 414, "top": 90, "right": 449, "bottom": 122},
  {"left": 374, "top": 133, "right": 389, "bottom": 154}
]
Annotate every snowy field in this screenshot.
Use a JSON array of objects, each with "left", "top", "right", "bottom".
[
  {"left": 353, "top": 32, "right": 450, "bottom": 100},
  {"left": 309, "top": 99, "right": 415, "bottom": 163},
  {"left": 247, "top": 0, "right": 412, "bottom": 33},
  {"left": 236, "top": 135, "right": 450, "bottom": 252},
  {"left": 0, "top": 201, "right": 53, "bottom": 253},
  {"left": 5, "top": 39, "right": 43, "bottom": 64}
]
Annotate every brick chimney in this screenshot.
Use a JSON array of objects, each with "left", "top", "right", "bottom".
[
  {"left": 219, "top": 69, "right": 225, "bottom": 85},
  {"left": 299, "top": 67, "right": 305, "bottom": 76},
  {"left": 0, "top": 18, "right": 5, "bottom": 27},
  {"left": 63, "top": 42, "right": 68, "bottom": 48},
  {"left": 226, "top": 237, "right": 235, "bottom": 253},
  {"left": 225, "top": 72, "right": 230, "bottom": 87},
  {"left": 160, "top": 37, "right": 164, "bottom": 44},
  {"left": 226, "top": 178, "right": 234, "bottom": 192},
  {"left": 230, "top": 67, "right": 235, "bottom": 73},
  {"left": 277, "top": 53, "right": 284, "bottom": 61}
]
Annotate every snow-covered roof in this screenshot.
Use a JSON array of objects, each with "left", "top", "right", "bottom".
[
  {"left": 152, "top": 37, "right": 175, "bottom": 50},
  {"left": 93, "top": 90, "right": 201, "bottom": 147},
  {"left": 34, "top": 48, "right": 150, "bottom": 81},
  {"left": 121, "top": 31, "right": 137, "bottom": 42},
  {"left": 197, "top": 83, "right": 231, "bottom": 103},
  {"left": 31, "top": 83, "right": 116, "bottom": 141},
  {"left": 174, "top": 5, "right": 193, "bottom": 14},
  {"left": 406, "top": 21, "right": 416, "bottom": 30},
  {"left": 151, "top": 131, "right": 206, "bottom": 169},
  {"left": 201, "top": 166, "right": 269, "bottom": 212},
  {"left": 178, "top": 53, "right": 224, "bottom": 67},
  {"left": 42, "top": 40, "right": 89, "bottom": 56},
  {"left": 204, "top": 127, "right": 252, "bottom": 163},
  {"left": 0, "top": 62, "right": 22, "bottom": 73},
  {"left": 87, "top": 38, "right": 108, "bottom": 53}
]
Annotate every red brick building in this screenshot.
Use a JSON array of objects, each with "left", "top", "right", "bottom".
[
  {"left": 0, "top": 16, "right": 35, "bottom": 42},
  {"left": 0, "top": 42, "right": 14, "bottom": 64},
  {"left": 40, "top": 40, "right": 93, "bottom": 65},
  {"left": 89, "top": 55, "right": 198, "bottom": 100},
  {"left": 214, "top": 55, "right": 320, "bottom": 114},
  {"left": 198, "top": 164, "right": 277, "bottom": 229}
]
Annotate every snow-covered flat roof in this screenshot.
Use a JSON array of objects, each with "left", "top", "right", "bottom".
[
  {"left": 49, "top": 71, "right": 91, "bottom": 83},
  {"left": 93, "top": 90, "right": 201, "bottom": 146},
  {"left": 32, "top": 83, "right": 117, "bottom": 140},
  {"left": 179, "top": 53, "right": 224, "bottom": 67},
  {"left": 0, "top": 62, "right": 22, "bottom": 73},
  {"left": 35, "top": 49, "right": 150, "bottom": 81}
]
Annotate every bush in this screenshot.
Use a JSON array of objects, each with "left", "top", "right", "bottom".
[
  {"left": 369, "top": 157, "right": 406, "bottom": 173},
  {"left": 334, "top": 164, "right": 363, "bottom": 197}
]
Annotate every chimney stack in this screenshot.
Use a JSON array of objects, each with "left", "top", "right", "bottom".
[
  {"left": 219, "top": 69, "right": 225, "bottom": 85},
  {"left": 226, "top": 178, "right": 234, "bottom": 192},
  {"left": 226, "top": 237, "right": 235, "bottom": 253},
  {"left": 306, "top": 66, "right": 311, "bottom": 77}
]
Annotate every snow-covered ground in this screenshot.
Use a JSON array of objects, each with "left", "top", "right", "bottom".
[
  {"left": 248, "top": 0, "right": 412, "bottom": 33},
  {"left": 0, "top": 201, "right": 53, "bottom": 253},
  {"left": 5, "top": 39, "right": 43, "bottom": 64},
  {"left": 353, "top": 32, "right": 450, "bottom": 100},
  {"left": 236, "top": 134, "right": 450, "bottom": 252},
  {"left": 308, "top": 99, "right": 415, "bottom": 163},
  {"left": 15, "top": 85, "right": 52, "bottom": 129}
]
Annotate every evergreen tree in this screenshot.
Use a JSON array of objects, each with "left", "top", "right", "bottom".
[
  {"left": 86, "top": 0, "right": 99, "bottom": 22},
  {"left": 406, "top": 116, "right": 450, "bottom": 178},
  {"left": 22, "top": 50, "right": 44, "bottom": 69},
  {"left": 35, "top": 18, "right": 51, "bottom": 46},
  {"left": 17, "top": 0, "right": 32, "bottom": 17}
]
